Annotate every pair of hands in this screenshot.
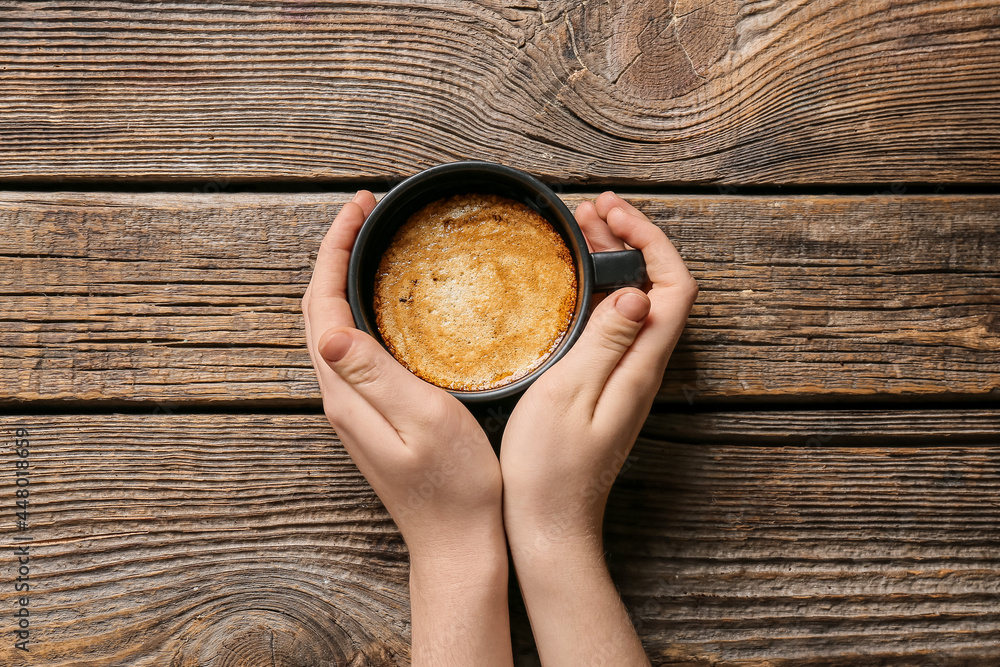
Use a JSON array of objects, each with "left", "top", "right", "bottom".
[{"left": 302, "top": 190, "right": 697, "bottom": 666}]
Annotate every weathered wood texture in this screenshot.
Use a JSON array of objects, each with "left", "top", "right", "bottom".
[
  {"left": 2, "top": 192, "right": 997, "bottom": 406},
  {"left": 1, "top": 414, "right": 409, "bottom": 667},
  {"left": 1, "top": 0, "right": 999, "bottom": 185},
  {"left": 1, "top": 411, "right": 997, "bottom": 665}
]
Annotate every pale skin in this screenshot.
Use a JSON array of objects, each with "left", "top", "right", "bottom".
[{"left": 302, "top": 190, "right": 697, "bottom": 665}]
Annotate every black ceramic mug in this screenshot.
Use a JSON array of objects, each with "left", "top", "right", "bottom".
[{"left": 347, "top": 161, "right": 647, "bottom": 404}]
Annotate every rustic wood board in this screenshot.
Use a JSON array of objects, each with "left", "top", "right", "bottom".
[
  {"left": 1, "top": 411, "right": 997, "bottom": 665},
  {"left": 1, "top": 1, "right": 999, "bottom": 185},
  {"left": 2, "top": 192, "right": 997, "bottom": 406}
]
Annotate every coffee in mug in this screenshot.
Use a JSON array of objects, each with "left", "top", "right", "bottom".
[{"left": 373, "top": 193, "right": 577, "bottom": 391}]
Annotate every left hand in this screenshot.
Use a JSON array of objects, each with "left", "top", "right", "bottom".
[
  {"left": 302, "top": 191, "right": 513, "bottom": 665},
  {"left": 301, "top": 190, "right": 504, "bottom": 559}
]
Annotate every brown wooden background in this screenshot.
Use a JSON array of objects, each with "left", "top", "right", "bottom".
[{"left": 2, "top": 1, "right": 999, "bottom": 665}]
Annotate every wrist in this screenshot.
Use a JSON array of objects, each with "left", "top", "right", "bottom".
[
  {"left": 505, "top": 536, "right": 648, "bottom": 667},
  {"left": 504, "top": 501, "right": 606, "bottom": 566},
  {"left": 408, "top": 519, "right": 514, "bottom": 665},
  {"left": 509, "top": 529, "right": 607, "bottom": 584},
  {"left": 409, "top": 552, "right": 509, "bottom": 615},
  {"left": 407, "top": 515, "right": 508, "bottom": 582},
  {"left": 409, "top": 539, "right": 508, "bottom": 587}
]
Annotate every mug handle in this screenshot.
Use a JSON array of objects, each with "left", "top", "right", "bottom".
[{"left": 592, "top": 249, "right": 647, "bottom": 291}]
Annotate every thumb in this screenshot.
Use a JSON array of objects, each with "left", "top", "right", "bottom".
[
  {"left": 554, "top": 289, "right": 650, "bottom": 399},
  {"left": 320, "top": 327, "right": 436, "bottom": 429}
]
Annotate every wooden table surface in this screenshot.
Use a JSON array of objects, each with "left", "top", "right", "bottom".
[{"left": 2, "top": 1, "right": 999, "bottom": 665}]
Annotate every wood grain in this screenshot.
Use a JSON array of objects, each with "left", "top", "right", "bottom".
[
  {"left": 1, "top": 414, "right": 410, "bottom": 667},
  {"left": 1, "top": 411, "right": 998, "bottom": 665},
  {"left": 2, "top": 191, "right": 997, "bottom": 406},
  {"left": 608, "top": 432, "right": 1000, "bottom": 666},
  {"left": 0, "top": 0, "right": 998, "bottom": 185}
]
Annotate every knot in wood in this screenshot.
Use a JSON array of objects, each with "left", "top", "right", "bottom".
[
  {"left": 167, "top": 586, "right": 389, "bottom": 667},
  {"left": 569, "top": 0, "right": 738, "bottom": 101}
]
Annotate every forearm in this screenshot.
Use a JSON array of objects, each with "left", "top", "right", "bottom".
[
  {"left": 409, "top": 530, "right": 513, "bottom": 666},
  {"left": 512, "top": 541, "right": 649, "bottom": 667}
]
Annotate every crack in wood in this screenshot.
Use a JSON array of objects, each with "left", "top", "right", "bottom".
[{"left": 673, "top": 13, "right": 708, "bottom": 81}]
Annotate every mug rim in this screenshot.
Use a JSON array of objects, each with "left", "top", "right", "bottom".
[{"left": 347, "top": 160, "right": 595, "bottom": 404}]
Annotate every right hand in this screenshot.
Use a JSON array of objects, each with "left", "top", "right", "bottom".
[
  {"left": 498, "top": 192, "right": 696, "bottom": 666},
  {"left": 500, "top": 192, "right": 697, "bottom": 555}
]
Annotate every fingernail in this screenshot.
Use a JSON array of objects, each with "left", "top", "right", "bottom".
[
  {"left": 351, "top": 191, "right": 361, "bottom": 202},
  {"left": 615, "top": 291, "right": 650, "bottom": 322},
  {"left": 321, "top": 330, "right": 352, "bottom": 362},
  {"left": 608, "top": 206, "right": 632, "bottom": 224}
]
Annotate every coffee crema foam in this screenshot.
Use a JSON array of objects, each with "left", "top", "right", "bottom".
[{"left": 373, "top": 193, "right": 578, "bottom": 391}]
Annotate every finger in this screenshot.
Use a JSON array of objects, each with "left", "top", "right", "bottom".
[
  {"left": 594, "top": 191, "right": 647, "bottom": 221},
  {"left": 301, "top": 190, "right": 403, "bottom": 459},
  {"left": 319, "top": 327, "right": 448, "bottom": 438},
  {"left": 574, "top": 200, "right": 625, "bottom": 252},
  {"left": 593, "top": 291, "right": 692, "bottom": 426},
  {"left": 605, "top": 206, "right": 696, "bottom": 293},
  {"left": 546, "top": 288, "right": 650, "bottom": 412},
  {"left": 304, "top": 191, "right": 377, "bottom": 377},
  {"left": 354, "top": 190, "right": 378, "bottom": 218},
  {"left": 596, "top": 208, "right": 698, "bottom": 408},
  {"left": 303, "top": 286, "right": 403, "bottom": 463},
  {"left": 301, "top": 190, "right": 376, "bottom": 333},
  {"left": 310, "top": 191, "right": 375, "bottom": 301},
  {"left": 321, "top": 388, "right": 403, "bottom": 470}
]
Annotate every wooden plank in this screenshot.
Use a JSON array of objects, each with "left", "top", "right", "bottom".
[
  {"left": 1, "top": 411, "right": 997, "bottom": 665},
  {"left": 610, "top": 433, "right": 1000, "bottom": 666},
  {"left": 0, "top": 1, "right": 998, "bottom": 185},
  {"left": 2, "top": 191, "right": 997, "bottom": 406}
]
